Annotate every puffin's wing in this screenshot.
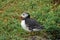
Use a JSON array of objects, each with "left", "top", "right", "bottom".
[{"left": 25, "top": 18, "right": 44, "bottom": 30}]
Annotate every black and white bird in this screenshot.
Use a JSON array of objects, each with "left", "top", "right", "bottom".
[{"left": 20, "top": 12, "right": 44, "bottom": 32}]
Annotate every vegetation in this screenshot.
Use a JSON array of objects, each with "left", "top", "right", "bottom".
[{"left": 0, "top": 0, "right": 60, "bottom": 40}]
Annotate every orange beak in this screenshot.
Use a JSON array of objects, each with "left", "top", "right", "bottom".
[{"left": 20, "top": 16, "right": 24, "bottom": 20}]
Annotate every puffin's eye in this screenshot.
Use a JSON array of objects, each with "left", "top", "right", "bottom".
[{"left": 23, "top": 14, "right": 25, "bottom": 15}]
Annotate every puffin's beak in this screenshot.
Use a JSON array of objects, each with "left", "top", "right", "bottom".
[{"left": 20, "top": 16, "right": 23, "bottom": 20}]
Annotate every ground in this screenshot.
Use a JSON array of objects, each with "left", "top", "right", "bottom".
[{"left": 0, "top": 0, "right": 60, "bottom": 40}]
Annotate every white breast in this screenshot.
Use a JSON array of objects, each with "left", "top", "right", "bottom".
[{"left": 21, "top": 20, "right": 31, "bottom": 32}]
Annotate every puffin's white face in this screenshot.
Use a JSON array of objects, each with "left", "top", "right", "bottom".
[{"left": 21, "top": 12, "right": 29, "bottom": 19}]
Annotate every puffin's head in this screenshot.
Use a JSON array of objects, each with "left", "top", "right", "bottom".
[{"left": 20, "top": 12, "right": 30, "bottom": 20}]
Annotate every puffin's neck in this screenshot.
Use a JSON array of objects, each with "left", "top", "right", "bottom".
[{"left": 22, "top": 18, "right": 30, "bottom": 20}]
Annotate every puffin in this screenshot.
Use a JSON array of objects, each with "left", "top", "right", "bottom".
[{"left": 20, "top": 12, "right": 44, "bottom": 33}]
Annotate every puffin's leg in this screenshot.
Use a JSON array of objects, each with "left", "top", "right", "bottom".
[
  {"left": 26, "top": 31, "right": 35, "bottom": 36},
  {"left": 25, "top": 32, "right": 31, "bottom": 36},
  {"left": 31, "top": 31, "right": 35, "bottom": 36}
]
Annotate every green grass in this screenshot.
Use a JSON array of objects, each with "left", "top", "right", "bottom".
[{"left": 0, "top": 0, "right": 60, "bottom": 40}]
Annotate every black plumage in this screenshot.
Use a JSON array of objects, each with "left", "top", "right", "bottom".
[{"left": 25, "top": 18, "right": 44, "bottom": 31}]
